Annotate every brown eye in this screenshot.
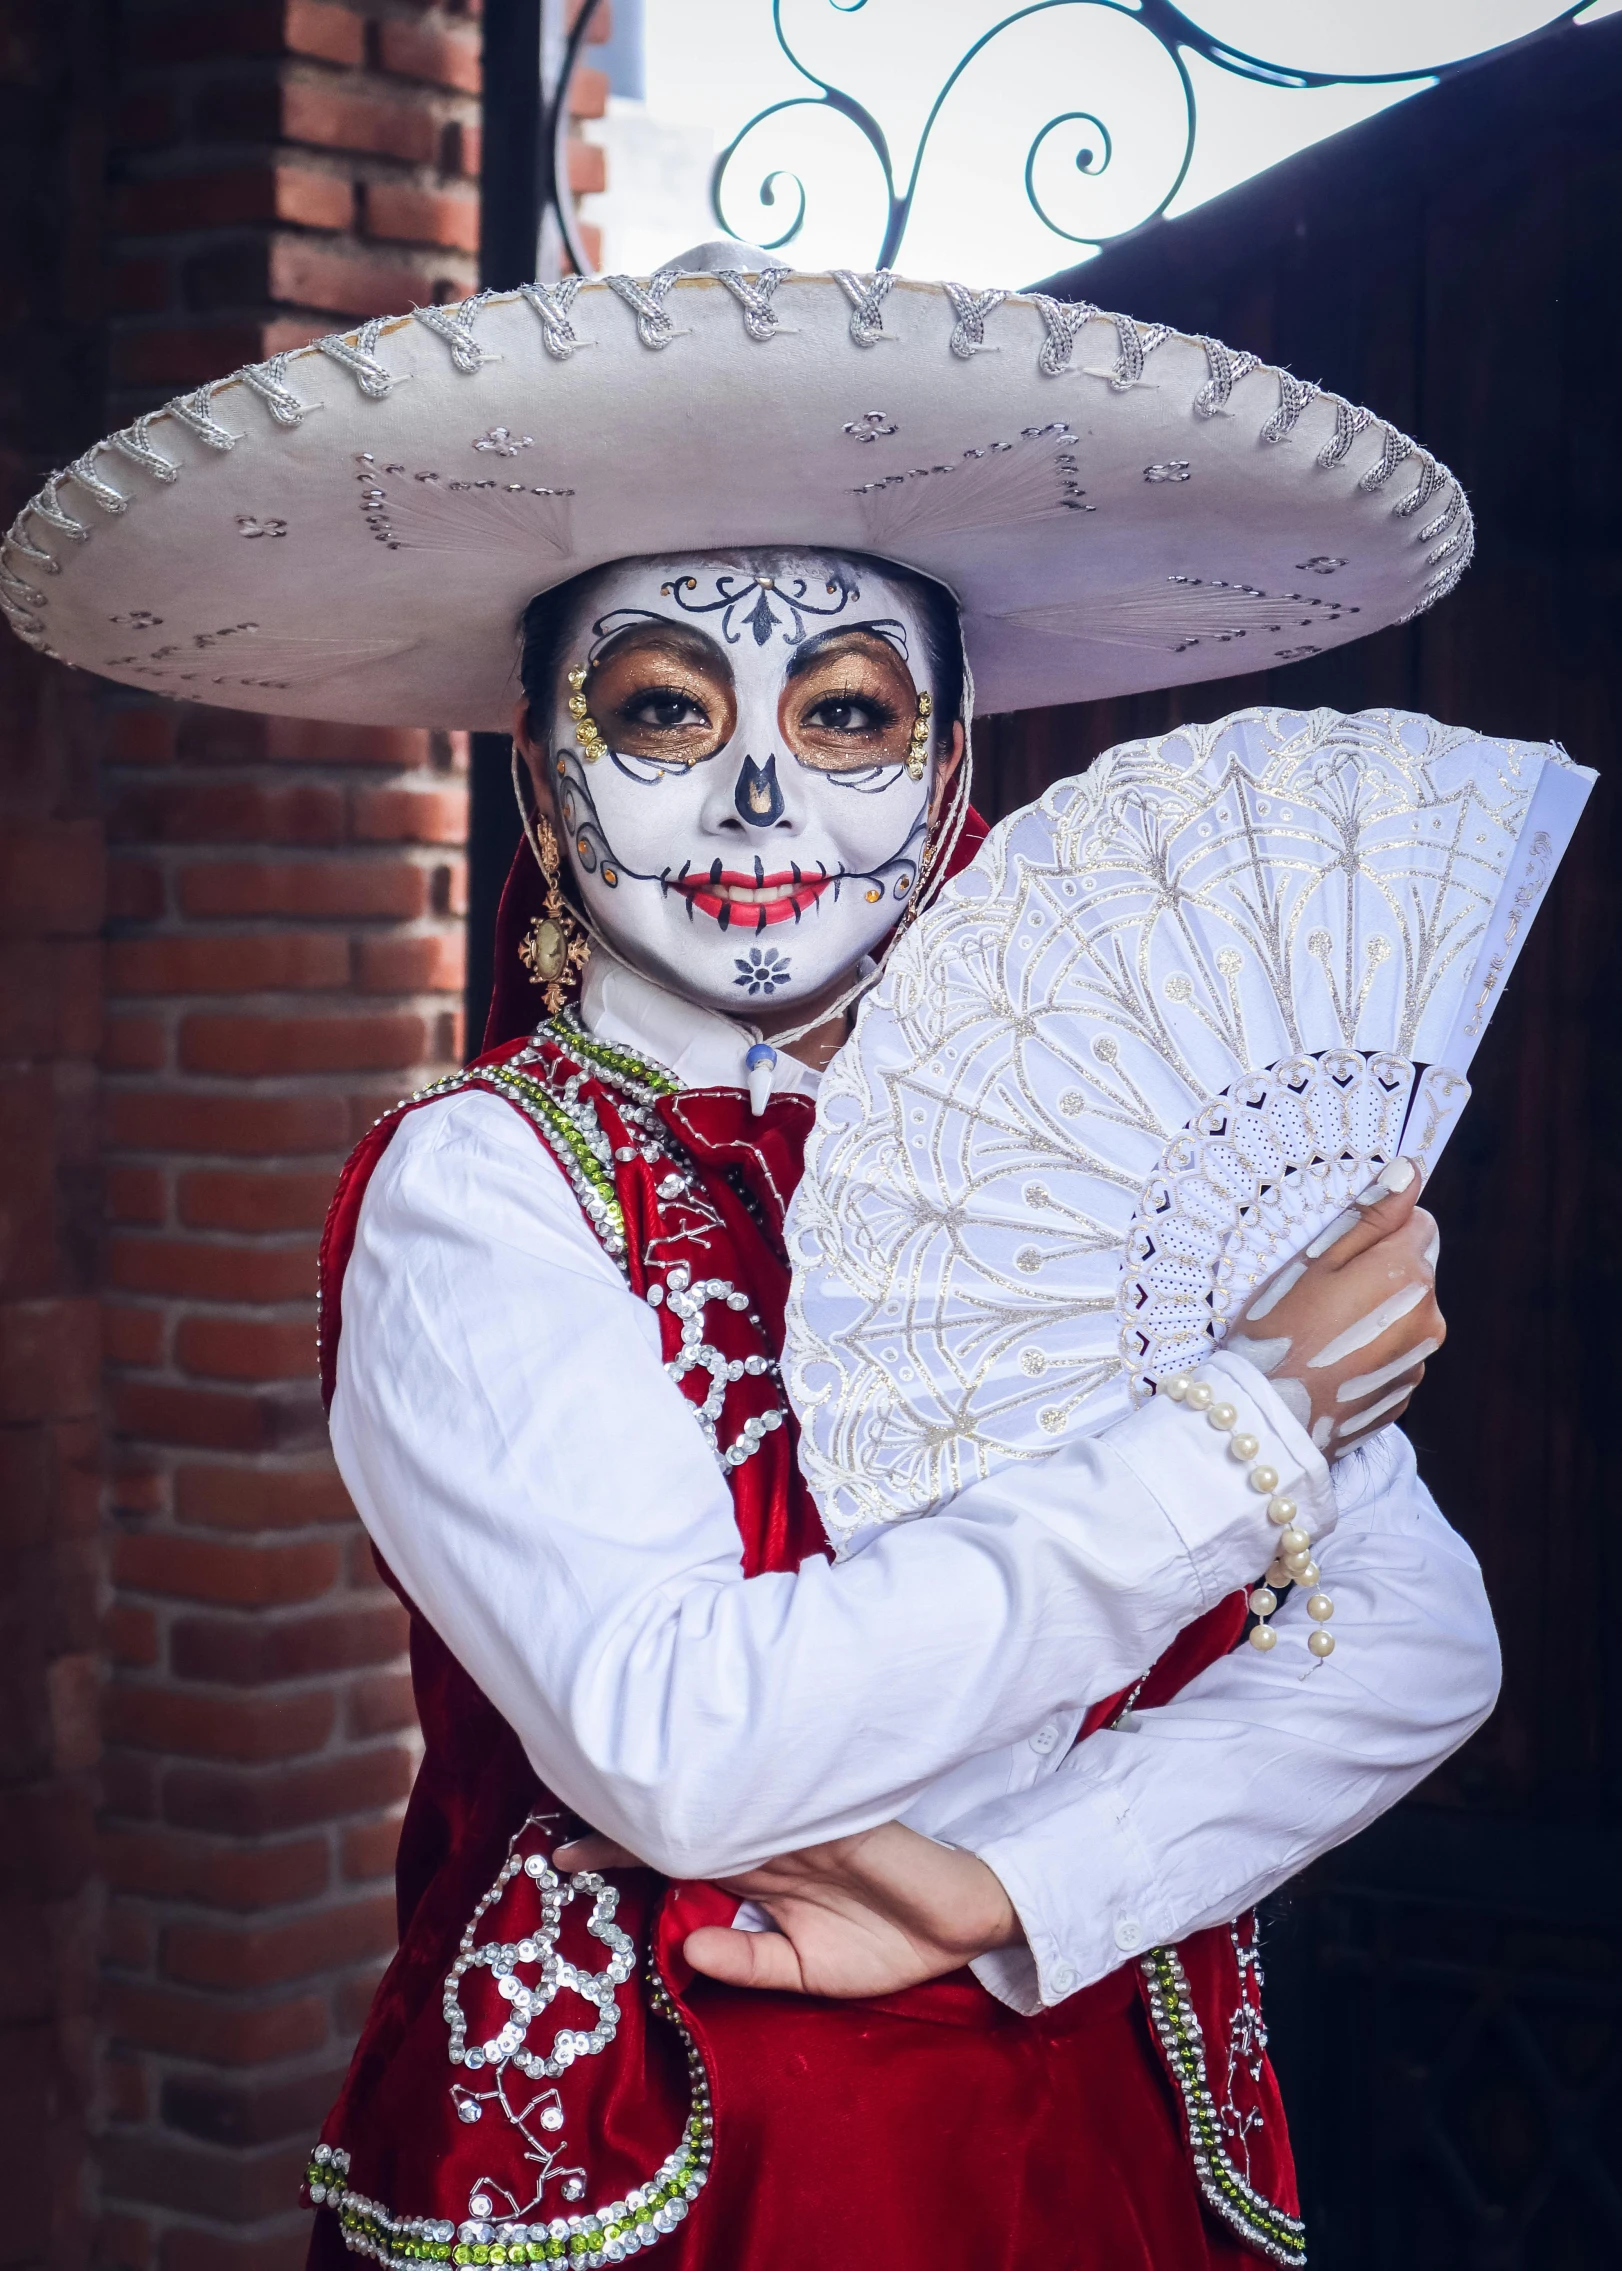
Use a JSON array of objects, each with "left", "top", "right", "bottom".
[
  {"left": 803, "top": 693, "right": 897, "bottom": 736},
  {"left": 625, "top": 687, "right": 710, "bottom": 732},
  {"left": 584, "top": 635, "right": 736, "bottom": 761},
  {"left": 782, "top": 631, "right": 919, "bottom": 771}
]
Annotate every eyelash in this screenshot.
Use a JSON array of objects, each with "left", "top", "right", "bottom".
[{"left": 808, "top": 687, "right": 898, "bottom": 730}]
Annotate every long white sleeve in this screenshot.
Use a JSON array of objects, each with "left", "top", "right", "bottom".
[
  {"left": 329, "top": 1088, "right": 1333, "bottom": 1880},
  {"left": 948, "top": 1425, "right": 1500, "bottom": 2010}
]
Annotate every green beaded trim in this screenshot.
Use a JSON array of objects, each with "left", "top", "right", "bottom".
[
  {"left": 470, "top": 1063, "right": 628, "bottom": 1257},
  {"left": 1139, "top": 1946, "right": 1307, "bottom": 2265},
  {"left": 543, "top": 1012, "right": 680, "bottom": 1105},
  {"left": 306, "top": 1962, "right": 713, "bottom": 2271}
]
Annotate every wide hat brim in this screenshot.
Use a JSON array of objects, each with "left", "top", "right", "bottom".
[{"left": 1, "top": 263, "right": 1472, "bottom": 727}]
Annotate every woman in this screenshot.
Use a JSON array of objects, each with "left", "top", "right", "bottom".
[{"left": 3, "top": 246, "right": 1494, "bottom": 2267}]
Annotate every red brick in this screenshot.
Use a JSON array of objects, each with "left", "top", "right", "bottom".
[
  {"left": 108, "top": 931, "right": 350, "bottom": 996},
  {"left": 105, "top": 1899, "right": 155, "bottom": 1971},
  {"left": 0, "top": 939, "right": 102, "bottom": 1058},
  {"left": 569, "top": 65, "right": 609, "bottom": 120},
  {"left": 109, "top": 256, "right": 173, "bottom": 315},
  {"left": 377, "top": 17, "right": 481, "bottom": 91},
  {"left": 176, "top": 1463, "right": 353, "bottom": 1532},
  {"left": 176, "top": 1315, "right": 314, "bottom": 1384},
  {"left": 266, "top": 236, "right": 456, "bottom": 318},
  {"left": 113, "top": 167, "right": 354, "bottom": 236},
  {"left": 345, "top": 1524, "right": 390, "bottom": 1592},
  {"left": 110, "top": 323, "right": 273, "bottom": 389},
  {"left": 0, "top": 1299, "right": 100, "bottom": 1423},
  {"left": 105, "top": 2131, "right": 312, "bottom": 2223},
  {"left": 104, "top": 1604, "right": 160, "bottom": 1669},
  {"left": 102, "top": 2057, "right": 151, "bottom": 2125},
  {"left": 350, "top": 785, "right": 467, "bottom": 844},
  {"left": 286, "top": 0, "right": 368, "bottom": 67},
  {"left": 180, "top": 1012, "right": 431, "bottom": 1077},
  {"left": 107, "top": 709, "right": 176, "bottom": 766},
  {"left": 159, "top": 2062, "right": 349, "bottom": 2150},
  {"left": 111, "top": 1531, "right": 340, "bottom": 1607},
  {"left": 111, "top": 1239, "right": 318, "bottom": 1305},
  {"left": 164, "top": 1745, "right": 413, "bottom": 1835},
  {"left": 180, "top": 856, "right": 431, "bottom": 921},
  {"left": 102, "top": 1749, "right": 159, "bottom": 1821},
  {"left": 103, "top": 1017, "right": 168, "bottom": 1071},
  {"left": 346, "top": 1669, "right": 415, "bottom": 1738},
  {"left": 111, "top": 1464, "right": 168, "bottom": 1519},
  {"left": 107, "top": 1167, "right": 167, "bottom": 1226},
  {"left": 108, "top": 1090, "right": 349, "bottom": 1157},
  {"left": 364, "top": 182, "right": 479, "bottom": 252},
  {"left": 354, "top": 931, "right": 464, "bottom": 993},
  {"left": 104, "top": 1979, "right": 328, "bottom": 2063},
  {"left": 279, "top": 80, "right": 439, "bottom": 165},
  {"left": 113, "top": 86, "right": 180, "bottom": 151},
  {"left": 109, "top": 1379, "right": 320, "bottom": 1454},
  {"left": 265, "top": 719, "right": 433, "bottom": 768},
  {"left": 104, "top": 1682, "right": 335, "bottom": 1763},
  {"left": 107, "top": 858, "right": 166, "bottom": 920},
  {"left": 567, "top": 138, "right": 606, "bottom": 196},
  {"left": 0, "top": 819, "right": 104, "bottom": 936},
  {"left": 178, "top": 1169, "right": 335, "bottom": 1233},
  {"left": 95, "top": 2210, "right": 154, "bottom": 2271},
  {"left": 441, "top": 118, "right": 481, "bottom": 178},
  {"left": 108, "top": 780, "right": 345, "bottom": 848},
  {"left": 336, "top": 1958, "right": 390, "bottom": 2032},
  {"left": 141, "top": 0, "right": 364, "bottom": 68},
  {"left": 103, "top": 1826, "right": 329, "bottom": 1910},
  {"left": 163, "top": 1892, "right": 396, "bottom": 1989},
  {"left": 161, "top": 2227, "right": 310, "bottom": 2271},
  {"left": 340, "top": 1810, "right": 402, "bottom": 1883},
  {"left": 171, "top": 1600, "right": 406, "bottom": 1684},
  {"left": 104, "top": 1302, "right": 166, "bottom": 1368}
]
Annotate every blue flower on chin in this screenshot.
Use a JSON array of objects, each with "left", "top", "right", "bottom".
[{"left": 733, "top": 946, "right": 791, "bottom": 997}]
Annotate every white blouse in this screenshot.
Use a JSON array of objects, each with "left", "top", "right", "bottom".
[{"left": 330, "top": 957, "right": 1500, "bottom": 2013}]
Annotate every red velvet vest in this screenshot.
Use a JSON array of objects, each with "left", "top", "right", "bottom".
[{"left": 303, "top": 1016, "right": 1307, "bottom": 2271}]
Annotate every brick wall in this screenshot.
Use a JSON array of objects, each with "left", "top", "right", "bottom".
[
  {"left": 95, "top": 702, "right": 467, "bottom": 2271},
  {"left": 0, "top": 4, "right": 619, "bottom": 2262},
  {"left": 1, "top": 8, "right": 115, "bottom": 2268}
]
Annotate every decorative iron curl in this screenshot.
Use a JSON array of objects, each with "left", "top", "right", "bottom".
[{"left": 707, "top": 0, "right": 1591, "bottom": 273}]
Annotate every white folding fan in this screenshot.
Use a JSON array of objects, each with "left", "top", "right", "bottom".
[{"left": 783, "top": 706, "right": 1594, "bottom": 1554}]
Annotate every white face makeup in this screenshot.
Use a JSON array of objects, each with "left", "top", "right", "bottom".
[{"left": 536, "top": 551, "right": 954, "bottom": 1016}]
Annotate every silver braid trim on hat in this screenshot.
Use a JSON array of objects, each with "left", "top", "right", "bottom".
[
  {"left": 238, "top": 352, "right": 315, "bottom": 426},
  {"left": 1030, "top": 293, "right": 1095, "bottom": 376},
  {"left": 0, "top": 274, "right": 1480, "bottom": 651},
  {"left": 169, "top": 385, "right": 241, "bottom": 451},
  {"left": 943, "top": 282, "right": 1008, "bottom": 360},
  {"left": 111, "top": 417, "right": 180, "bottom": 483},
  {"left": 603, "top": 268, "right": 681, "bottom": 350},
  {"left": 520, "top": 278, "right": 586, "bottom": 359},
  {"left": 318, "top": 318, "right": 396, "bottom": 398},
  {"left": 415, "top": 290, "right": 500, "bottom": 374},
  {"left": 66, "top": 452, "right": 129, "bottom": 515},
  {"left": 831, "top": 269, "right": 894, "bottom": 347},
  {"left": 714, "top": 266, "right": 791, "bottom": 342}
]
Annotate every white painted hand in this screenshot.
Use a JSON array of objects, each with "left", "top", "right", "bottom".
[{"left": 1229, "top": 1159, "right": 1445, "bottom": 1457}]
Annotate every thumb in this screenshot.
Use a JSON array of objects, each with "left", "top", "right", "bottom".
[
  {"left": 684, "top": 1925, "right": 805, "bottom": 1992},
  {"left": 1313, "top": 1156, "right": 1423, "bottom": 1271}
]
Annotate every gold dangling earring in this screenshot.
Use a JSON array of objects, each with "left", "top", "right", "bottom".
[
  {"left": 905, "top": 690, "right": 933, "bottom": 782},
  {"left": 566, "top": 662, "right": 607, "bottom": 763},
  {"left": 519, "top": 813, "right": 591, "bottom": 1015}
]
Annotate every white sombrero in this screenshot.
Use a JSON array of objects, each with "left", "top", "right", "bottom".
[{"left": 0, "top": 242, "right": 1472, "bottom": 726}]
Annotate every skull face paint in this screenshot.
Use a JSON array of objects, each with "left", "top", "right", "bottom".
[{"left": 536, "top": 551, "right": 955, "bottom": 1016}]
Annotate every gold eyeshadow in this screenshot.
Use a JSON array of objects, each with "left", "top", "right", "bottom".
[{"left": 781, "top": 633, "right": 918, "bottom": 771}]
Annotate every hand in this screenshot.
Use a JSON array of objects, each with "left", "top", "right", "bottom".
[
  {"left": 556, "top": 1822, "right": 1022, "bottom": 1998},
  {"left": 1230, "top": 1159, "right": 1445, "bottom": 1457}
]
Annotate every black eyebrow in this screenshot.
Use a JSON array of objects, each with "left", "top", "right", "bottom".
[
  {"left": 783, "top": 620, "right": 912, "bottom": 679},
  {"left": 587, "top": 613, "right": 735, "bottom": 681}
]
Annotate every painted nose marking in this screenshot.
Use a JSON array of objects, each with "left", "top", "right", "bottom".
[{"left": 735, "top": 753, "right": 785, "bottom": 828}]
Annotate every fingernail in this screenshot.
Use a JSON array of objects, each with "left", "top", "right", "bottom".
[{"left": 1380, "top": 1156, "right": 1416, "bottom": 1194}]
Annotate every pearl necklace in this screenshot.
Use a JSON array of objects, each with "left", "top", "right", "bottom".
[{"left": 1161, "top": 1373, "right": 1335, "bottom": 1659}]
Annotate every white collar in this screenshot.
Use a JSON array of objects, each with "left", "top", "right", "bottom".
[{"left": 579, "top": 953, "right": 822, "bottom": 1100}]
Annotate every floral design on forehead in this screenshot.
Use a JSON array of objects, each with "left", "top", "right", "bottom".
[{"left": 659, "top": 566, "right": 862, "bottom": 648}]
